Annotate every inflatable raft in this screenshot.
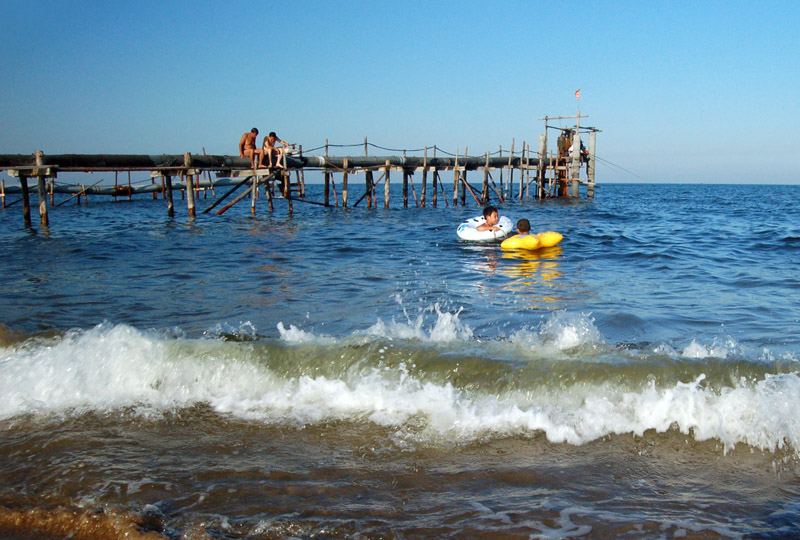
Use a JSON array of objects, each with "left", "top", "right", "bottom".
[
  {"left": 500, "top": 231, "right": 563, "bottom": 250},
  {"left": 456, "top": 215, "right": 513, "bottom": 242}
]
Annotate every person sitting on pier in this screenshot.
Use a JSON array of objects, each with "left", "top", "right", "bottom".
[
  {"left": 262, "top": 132, "right": 295, "bottom": 169},
  {"left": 476, "top": 205, "right": 501, "bottom": 232},
  {"left": 239, "top": 128, "right": 264, "bottom": 169}
]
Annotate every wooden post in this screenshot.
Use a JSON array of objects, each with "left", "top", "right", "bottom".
[
  {"left": 164, "top": 174, "right": 174, "bottom": 217},
  {"left": 571, "top": 132, "right": 581, "bottom": 198},
  {"left": 282, "top": 169, "right": 292, "bottom": 213},
  {"left": 481, "top": 151, "right": 490, "bottom": 204},
  {"left": 521, "top": 141, "right": 528, "bottom": 200},
  {"left": 508, "top": 139, "right": 515, "bottom": 200},
  {"left": 266, "top": 176, "right": 273, "bottom": 212},
  {"left": 184, "top": 153, "right": 196, "bottom": 218},
  {"left": 498, "top": 146, "right": 504, "bottom": 199},
  {"left": 324, "top": 139, "right": 330, "bottom": 206},
  {"left": 384, "top": 160, "right": 391, "bottom": 208},
  {"left": 329, "top": 170, "right": 338, "bottom": 207},
  {"left": 537, "top": 134, "right": 547, "bottom": 199},
  {"left": 462, "top": 147, "right": 468, "bottom": 206},
  {"left": 365, "top": 169, "right": 373, "bottom": 208},
  {"left": 0, "top": 179, "right": 5, "bottom": 209},
  {"left": 35, "top": 151, "right": 48, "bottom": 226},
  {"left": 402, "top": 162, "right": 409, "bottom": 209},
  {"left": 409, "top": 170, "right": 419, "bottom": 207},
  {"left": 421, "top": 147, "right": 427, "bottom": 208},
  {"left": 587, "top": 131, "right": 596, "bottom": 199},
  {"left": 20, "top": 174, "right": 31, "bottom": 227},
  {"left": 49, "top": 179, "right": 54, "bottom": 206},
  {"left": 364, "top": 136, "right": 368, "bottom": 157},
  {"left": 461, "top": 170, "right": 467, "bottom": 206},
  {"left": 342, "top": 158, "right": 349, "bottom": 207},
  {"left": 251, "top": 172, "right": 258, "bottom": 215},
  {"left": 432, "top": 169, "right": 438, "bottom": 207},
  {"left": 452, "top": 149, "right": 459, "bottom": 207},
  {"left": 298, "top": 144, "right": 306, "bottom": 197}
]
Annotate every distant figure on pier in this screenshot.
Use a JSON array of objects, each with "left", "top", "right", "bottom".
[
  {"left": 262, "top": 132, "right": 295, "bottom": 169},
  {"left": 557, "top": 129, "right": 571, "bottom": 158},
  {"left": 476, "top": 205, "right": 501, "bottom": 232},
  {"left": 239, "top": 128, "right": 264, "bottom": 169}
]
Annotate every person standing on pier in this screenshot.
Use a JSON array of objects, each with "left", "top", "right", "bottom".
[
  {"left": 239, "top": 128, "right": 264, "bottom": 169},
  {"left": 262, "top": 132, "right": 295, "bottom": 169}
]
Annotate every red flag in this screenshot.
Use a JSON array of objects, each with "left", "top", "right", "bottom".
[{"left": 574, "top": 89, "right": 581, "bottom": 99}]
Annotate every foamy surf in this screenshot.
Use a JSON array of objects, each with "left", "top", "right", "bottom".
[{"left": 1, "top": 315, "right": 799, "bottom": 454}]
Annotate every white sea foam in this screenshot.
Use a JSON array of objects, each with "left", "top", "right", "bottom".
[
  {"left": 509, "top": 311, "right": 605, "bottom": 356},
  {"left": 364, "top": 303, "right": 473, "bottom": 342},
  {"left": 682, "top": 335, "right": 743, "bottom": 359},
  {"left": 276, "top": 321, "right": 338, "bottom": 344},
  {"left": 2, "top": 322, "right": 799, "bottom": 455}
]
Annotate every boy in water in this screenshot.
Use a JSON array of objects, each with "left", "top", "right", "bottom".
[
  {"left": 476, "top": 205, "right": 501, "bottom": 231},
  {"left": 515, "top": 218, "right": 531, "bottom": 236}
]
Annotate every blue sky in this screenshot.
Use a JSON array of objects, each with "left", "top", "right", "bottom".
[{"left": 1, "top": 0, "right": 798, "bottom": 183}]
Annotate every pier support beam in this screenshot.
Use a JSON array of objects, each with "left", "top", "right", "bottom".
[
  {"left": 37, "top": 174, "right": 48, "bottom": 226},
  {"left": 365, "top": 170, "right": 373, "bottom": 208},
  {"left": 537, "top": 135, "right": 547, "bottom": 199},
  {"left": 342, "top": 158, "right": 349, "bottom": 207},
  {"left": 587, "top": 131, "right": 596, "bottom": 199},
  {"left": 184, "top": 154, "right": 196, "bottom": 218},
  {"left": 35, "top": 151, "right": 49, "bottom": 226},
  {"left": 507, "top": 141, "right": 515, "bottom": 200},
  {"left": 20, "top": 174, "right": 31, "bottom": 227},
  {"left": 403, "top": 169, "right": 409, "bottom": 208},
  {"left": 384, "top": 160, "right": 390, "bottom": 209},
  {"left": 164, "top": 174, "right": 174, "bottom": 217},
  {"left": 420, "top": 148, "right": 428, "bottom": 208},
  {"left": 571, "top": 133, "right": 581, "bottom": 198},
  {"left": 250, "top": 171, "right": 258, "bottom": 215}
]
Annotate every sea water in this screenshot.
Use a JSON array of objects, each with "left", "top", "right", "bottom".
[{"left": 0, "top": 183, "right": 799, "bottom": 539}]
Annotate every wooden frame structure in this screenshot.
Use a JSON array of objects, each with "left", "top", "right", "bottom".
[{"left": 0, "top": 124, "right": 598, "bottom": 226}]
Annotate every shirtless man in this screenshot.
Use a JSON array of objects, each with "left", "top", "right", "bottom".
[
  {"left": 262, "top": 132, "right": 295, "bottom": 169},
  {"left": 476, "top": 205, "right": 501, "bottom": 232},
  {"left": 239, "top": 128, "right": 264, "bottom": 168}
]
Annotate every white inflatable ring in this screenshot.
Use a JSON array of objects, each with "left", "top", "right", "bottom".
[{"left": 456, "top": 215, "right": 513, "bottom": 242}]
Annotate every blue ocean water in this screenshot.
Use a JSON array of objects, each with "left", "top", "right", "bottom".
[{"left": 1, "top": 182, "right": 799, "bottom": 539}]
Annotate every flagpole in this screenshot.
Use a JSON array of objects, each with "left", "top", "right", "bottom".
[{"left": 573, "top": 89, "right": 582, "bottom": 198}]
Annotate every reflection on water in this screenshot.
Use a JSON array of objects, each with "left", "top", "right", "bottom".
[{"left": 500, "top": 246, "right": 564, "bottom": 306}]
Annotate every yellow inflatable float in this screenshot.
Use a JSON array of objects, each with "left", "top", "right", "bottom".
[{"left": 500, "top": 231, "right": 563, "bottom": 250}]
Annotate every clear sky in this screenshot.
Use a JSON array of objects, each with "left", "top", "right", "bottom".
[{"left": 1, "top": 0, "right": 798, "bottom": 183}]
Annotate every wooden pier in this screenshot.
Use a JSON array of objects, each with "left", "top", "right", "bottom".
[{"left": 0, "top": 121, "right": 599, "bottom": 227}]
